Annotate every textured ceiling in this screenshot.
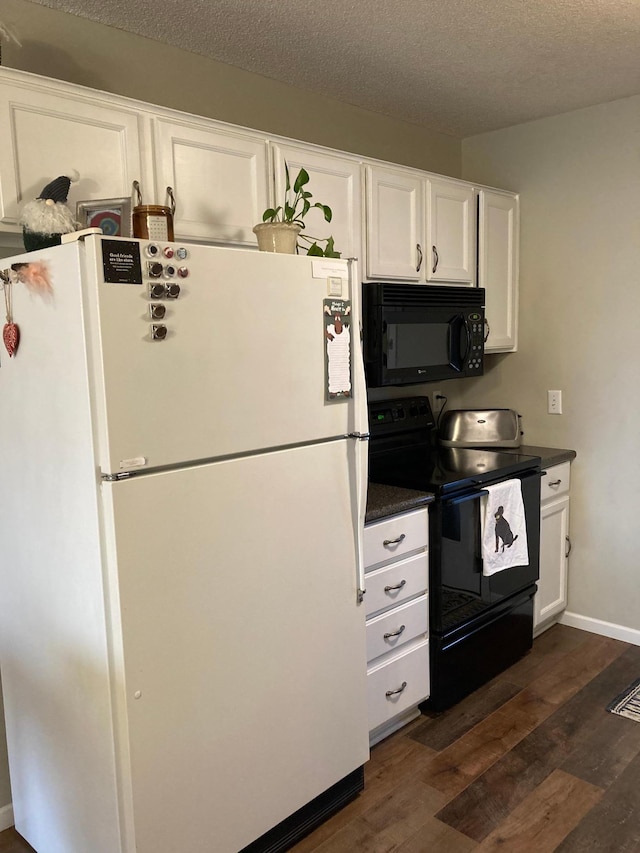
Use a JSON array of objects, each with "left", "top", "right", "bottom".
[{"left": 22, "top": 0, "right": 640, "bottom": 137}]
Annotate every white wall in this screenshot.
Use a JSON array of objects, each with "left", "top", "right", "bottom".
[
  {"left": 460, "top": 95, "right": 640, "bottom": 636},
  {"left": 1, "top": 0, "right": 461, "bottom": 177}
]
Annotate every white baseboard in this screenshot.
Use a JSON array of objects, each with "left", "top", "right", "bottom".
[
  {"left": 560, "top": 611, "right": 640, "bottom": 646},
  {"left": 0, "top": 803, "right": 14, "bottom": 832}
]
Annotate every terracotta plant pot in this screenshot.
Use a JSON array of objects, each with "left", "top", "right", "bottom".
[{"left": 253, "top": 222, "right": 301, "bottom": 254}]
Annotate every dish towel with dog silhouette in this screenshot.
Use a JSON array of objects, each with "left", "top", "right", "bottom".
[{"left": 480, "top": 479, "right": 529, "bottom": 576}]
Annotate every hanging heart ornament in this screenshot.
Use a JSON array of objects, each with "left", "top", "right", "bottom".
[
  {"left": 2, "top": 276, "right": 19, "bottom": 357},
  {"left": 3, "top": 321, "right": 19, "bottom": 357}
]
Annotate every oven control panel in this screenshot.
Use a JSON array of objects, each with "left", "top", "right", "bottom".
[{"left": 369, "top": 396, "right": 435, "bottom": 436}]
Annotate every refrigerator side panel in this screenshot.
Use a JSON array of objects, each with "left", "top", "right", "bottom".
[
  {"left": 80, "top": 237, "right": 360, "bottom": 473},
  {"left": 0, "top": 245, "right": 123, "bottom": 851},
  {"left": 107, "top": 440, "right": 369, "bottom": 853}
]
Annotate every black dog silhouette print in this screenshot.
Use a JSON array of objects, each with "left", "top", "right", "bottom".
[{"left": 494, "top": 505, "right": 519, "bottom": 553}]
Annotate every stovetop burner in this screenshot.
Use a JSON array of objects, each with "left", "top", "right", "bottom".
[{"left": 369, "top": 396, "right": 540, "bottom": 494}]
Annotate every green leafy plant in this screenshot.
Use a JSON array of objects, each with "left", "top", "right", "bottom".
[{"left": 261, "top": 164, "right": 341, "bottom": 257}]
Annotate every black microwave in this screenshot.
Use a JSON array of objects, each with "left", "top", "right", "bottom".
[{"left": 362, "top": 283, "right": 485, "bottom": 387}]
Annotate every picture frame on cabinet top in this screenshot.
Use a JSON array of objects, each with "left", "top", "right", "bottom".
[{"left": 76, "top": 197, "right": 132, "bottom": 237}]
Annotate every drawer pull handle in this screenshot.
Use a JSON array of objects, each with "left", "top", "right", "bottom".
[
  {"left": 383, "top": 624, "right": 406, "bottom": 640},
  {"left": 386, "top": 681, "right": 408, "bottom": 698},
  {"left": 384, "top": 579, "right": 407, "bottom": 593},
  {"left": 383, "top": 534, "right": 406, "bottom": 547},
  {"left": 548, "top": 479, "right": 562, "bottom": 487}
]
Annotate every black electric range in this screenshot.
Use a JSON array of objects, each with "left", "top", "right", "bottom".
[{"left": 369, "top": 396, "right": 542, "bottom": 710}]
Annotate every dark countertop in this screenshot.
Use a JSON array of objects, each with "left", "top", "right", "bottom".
[
  {"left": 501, "top": 445, "right": 577, "bottom": 469},
  {"left": 366, "top": 482, "right": 434, "bottom": 524},
  {"left": 365, "top": 445, "right": 575, "bottom": 523}
]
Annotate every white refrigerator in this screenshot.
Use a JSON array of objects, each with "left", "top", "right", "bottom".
[{"left": 0, "top": 234, "right": 370, "bottom": 853}]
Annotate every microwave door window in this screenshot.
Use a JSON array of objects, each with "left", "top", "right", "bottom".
[{"left": 386, "top": 322, "right": 449, "bottom": 370}]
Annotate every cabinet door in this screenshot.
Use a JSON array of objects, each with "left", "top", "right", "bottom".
[
  {"left": 0, "top": 81, "right": 143, "bottom": 227},
  {"left": 425, "top": 179, "right": 475, "bottom": 284},
  {"left": 272, "top": 144, "right": 362, "bottom": 261},
  {"left": 535, "top": 494, "right": 570, "bottom": 630},
  {"left": 478, "top": 190, "right": 519, "bottom": 352},
  {"left": 365, "top": 165, "right": 424, "bottom": 280},
  {"left": 153, "top": 116, "right": 269, "bottom": 245}
]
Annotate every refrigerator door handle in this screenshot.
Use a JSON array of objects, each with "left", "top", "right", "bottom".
[
  {"left": 348, "top": 257, "right": 369, "bottom": 438},
  {"left": 354, "top": 433, "right": 368, "bottom": 603}
]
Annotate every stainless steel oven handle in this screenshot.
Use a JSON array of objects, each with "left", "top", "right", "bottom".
[{"left": 383, "top": 534, "right": 406, "bottom": 546}]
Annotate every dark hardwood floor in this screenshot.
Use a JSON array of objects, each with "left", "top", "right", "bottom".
[{"left": 1, "top": 625, "right": 639, "bottom": 852}]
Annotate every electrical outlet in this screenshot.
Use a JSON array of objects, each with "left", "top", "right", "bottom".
[{"left": 547, "top": 390, "right": 562, "bottom": 415}]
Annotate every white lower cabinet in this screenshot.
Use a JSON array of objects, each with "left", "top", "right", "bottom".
[
  {"left": 364, "top": 508, "right": 429, "bottom": 744},
  {"left": 534, "top": 462, "right": 571, "bottom": 634}
]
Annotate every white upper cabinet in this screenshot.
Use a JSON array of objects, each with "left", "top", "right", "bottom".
[
  {"left": 271, "top": 143, "right": 362, "bottom": 261},
  {"left": 365, "top": 166, "right": 475, "bottom": 284},
  {"left": 0, "top": 77, "right": 144, "bottom": 227},
  {"left": 426, "top": 179, "right": 475, "bottom": 284},
  {"left": 153, "top": 116, "right": 269, "bottom": 245},
  {"left": 0, "top": 69, "right": 517, "bottom": 352},
  {"left": 478, "top": 189, "right": 519, "bottom": 352},
  {"left": 365, "top": 165, "right": 424, "bottom": 279}
]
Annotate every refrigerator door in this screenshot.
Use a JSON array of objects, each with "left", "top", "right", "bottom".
[
  {"left": 103, "top": 439, "right": 369, "bottom": 853},
  {"left": 77, "top": 236, "right": 365, "bottom": 474}
]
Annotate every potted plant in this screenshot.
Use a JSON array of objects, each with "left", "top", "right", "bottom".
[{"left": 253, "top": 164, "right": 341, "bottom": 257}]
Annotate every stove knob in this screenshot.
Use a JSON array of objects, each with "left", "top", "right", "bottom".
[
  {"left": 177, "top": 266, "right": 189, "bottom": 279},
  {"left": 148, "top": 261, "right": 164, "bottom": 278},
  {"left": 149, "top": 303, "right": 166, "bottom": 320},
  {"left": 151, "top": 324, "right": 168, "bottom": 341},
  {"left": 149, "top": 282, "right": 166, "bottom": 299},
  {"left": 165, "top": 283, "right": 181, "bottom": 299}
]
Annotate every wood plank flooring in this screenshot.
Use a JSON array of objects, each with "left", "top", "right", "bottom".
[{"left": 1, "top": 625, "right": 639, "bottom": 853}]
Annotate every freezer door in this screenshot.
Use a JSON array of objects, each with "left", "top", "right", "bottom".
[
  {"left": 103, "top": 439, "right": 369, "bottom": 853},
  {"left": 80, "top": 236, "right": 365, "bottom": 474}
]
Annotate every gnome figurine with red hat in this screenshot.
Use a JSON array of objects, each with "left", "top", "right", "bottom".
[{"left": 20, "top": 171, "right": 79, "bottom": 252}]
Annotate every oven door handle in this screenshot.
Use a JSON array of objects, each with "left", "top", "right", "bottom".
[{"left": 446, "top": 489, "right": 489, "bottom": 506}]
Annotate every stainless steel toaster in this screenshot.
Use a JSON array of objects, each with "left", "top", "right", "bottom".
[{"left": 438, "top": 409, "right": 521, "bottom": 448}]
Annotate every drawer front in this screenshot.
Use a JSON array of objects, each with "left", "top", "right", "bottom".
[
  {"left": 541, "top": 462, "right": 571, "bottom": 502},
  {"left": 366, "top": 594, "right": 428, "bottom": 662},
  {"left": 367, "top": 639, "right": 430, "bottom": 732},
  {"left": 364, "top": 508, "right": 428, "bottom": 569},
  {"left": 365, "top": 551, "right": 428, "bottom": 618}
]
